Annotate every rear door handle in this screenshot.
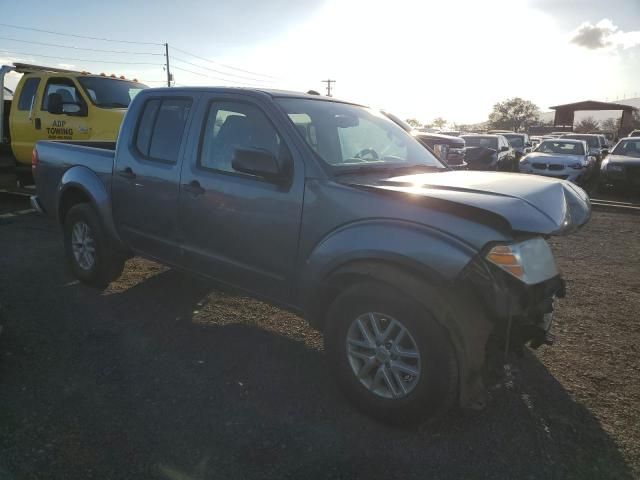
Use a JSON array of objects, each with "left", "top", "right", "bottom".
[
  {"left": 117, "top": 167, "right": 136, "bottom": 179},
  {"left": 183, "top": 180, "right": 205, "bottom": 196}
]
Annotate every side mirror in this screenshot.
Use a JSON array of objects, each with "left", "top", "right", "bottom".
[
  {"left": 47, "top": 93, "right": 64, "bottom": 114},
  {"left": 232, "top": 147, "right": 288, "bottom": 182},
  {"left": 47, "top": 93, "right": 82, "bottom": 115},
  {"left": 500, "top": 146, "right": 509, "bottom": 152},
  {"left": 525, "top": 142, "right": 532, "bottom": 148}
]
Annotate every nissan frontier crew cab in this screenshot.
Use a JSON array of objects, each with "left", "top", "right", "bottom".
[{"left": 32, "top": 87, "right": 590, "bottom": 424}]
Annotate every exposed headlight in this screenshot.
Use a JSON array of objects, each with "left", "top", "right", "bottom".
[
  {"left": 569, "top": 162, "right": 584, "bottom": 169},
  {"left": 486, "top": 237, "right": 559, "bottom": 285},
  {"left": 519, "top": 156, "right": 529, "bottom": 166},
  {"left": 607, "top": 164, "right": 624, "bottom": 172}
]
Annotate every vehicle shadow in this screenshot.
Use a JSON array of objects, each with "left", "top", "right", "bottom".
[{"left": 0, "top": 245, "right": 635, "bottom": 479}]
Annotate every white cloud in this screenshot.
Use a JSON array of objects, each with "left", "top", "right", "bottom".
[{"left": 571, "top": 18, "right": 640, "bottom": 50}]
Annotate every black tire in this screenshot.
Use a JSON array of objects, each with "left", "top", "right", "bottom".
[
  {"left": 324, "top": 281, "right": 458, "bottom": 425},
  {"left": 63, "top": 203, "right": 125, "bottom": 288}
]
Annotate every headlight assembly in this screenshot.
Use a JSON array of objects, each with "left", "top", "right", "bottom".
[{"left": 486, "top": 237, "right": 559, "bottom": 285}]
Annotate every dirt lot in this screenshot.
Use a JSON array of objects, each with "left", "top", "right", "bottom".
[{"left": 0, "top": 198, "right": 639, "bottom": 480}]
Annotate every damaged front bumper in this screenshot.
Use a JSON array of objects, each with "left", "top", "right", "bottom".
[{"left": 462, "top": 253, "right": 566, "bottom": 354}]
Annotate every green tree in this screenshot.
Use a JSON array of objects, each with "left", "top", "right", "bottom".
[
  {"left": 574, "top": 116, "right": 600, "bottom": 133},
  {"left": 600, "top": 117, "right": 619, "bottom": 132},
  {"left": 432, "top": 117, "right": 447, "bottom": 129},
  {"left": 488, "top": 98, "right": 540, "bottom": 132},
  {"left": 405, "top": 118, "right": 422, "bottom": 129}
]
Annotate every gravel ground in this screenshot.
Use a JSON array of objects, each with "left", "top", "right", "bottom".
[{"left": 0, "top": 199, "right": 638, "bottom": 479}]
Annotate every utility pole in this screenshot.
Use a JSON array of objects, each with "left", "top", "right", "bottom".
[
  {"left": 165, "top": 43, "right": 172, "bottom": 87},
  {"left": 322, "top": 79, "right": 335, "bottom": 97}
]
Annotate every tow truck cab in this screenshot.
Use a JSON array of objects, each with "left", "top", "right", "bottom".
[{"left": 0, "top": 63, "right": 147, "bottom": 186}]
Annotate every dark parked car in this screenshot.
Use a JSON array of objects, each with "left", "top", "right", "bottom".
[
  {"left": 460, "top": 134, "right": 516, "bottom": 171},
  {"left": 560, "top": 134, "right": 604, "bottom": 162},
  {"left": 32, "top": 87, "right": 590, "bottom": 424},
  {"left": 599, "top": 137, "right": 640, "bottom": 191},
  {"left": 501, "top": 133, "right": 532, "bottom": 161},
  {"left": 381, "top": 112, "right": 466, "bottom": 169},
  {"left": 413, "top": 132, "right": 467, "bottom": 169}
]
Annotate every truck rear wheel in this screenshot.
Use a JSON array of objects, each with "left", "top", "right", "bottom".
[
  {"left": 63, "top": 203, "right": 125, "bottom": 288},
  {"left": 324, "top": 281, "right": 458, "bottom": 425}
]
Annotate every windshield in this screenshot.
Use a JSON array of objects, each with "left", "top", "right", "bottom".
[
  {"left": 277, "top": 98, "right": 445, "bottom": 172},
  {"left": 461, "top": 136, "right": 498, "bottom": 149},
  {"left": 612, "top": 139, "right": 640, "bottom": 157},
  {"left": 564, "top": 135, "right": 599, "bottom": 148},
  {"left": 538, "top": 141, "right": 585, "bottom": 155},
  {"left": 78, "top": 77, "right": 148, "bottom": 108},
  {"left": 503, "top": 135, "right": 524, "bottom": 148}
]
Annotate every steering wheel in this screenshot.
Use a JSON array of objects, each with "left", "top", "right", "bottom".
[{"left": 354, "top": 148, "right": 379, "bottom": 160}]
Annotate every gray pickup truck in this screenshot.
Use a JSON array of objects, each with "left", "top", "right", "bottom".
[{"left": 32, "top": 87, "right": 590, "bottom": 424}]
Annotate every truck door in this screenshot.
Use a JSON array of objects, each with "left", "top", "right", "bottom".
[
  {"left": 36, "top": 77, "right": 91, "bottom": 145},
  {"left": 177, "top": 95, "right": 305, "bottom": 304},
  {"left": 9, "top": 75, "right": 42, "bottom": 165},
  {"left": 111, "top": 96, "right": 194, "bottom": 265}
]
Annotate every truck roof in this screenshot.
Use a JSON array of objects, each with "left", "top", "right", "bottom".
[
  {"left": 14, "top": 63, "right": 144, "bottom": 83},
  {"left": 140, "top": 86, "right": 362, "bottom": 105}
]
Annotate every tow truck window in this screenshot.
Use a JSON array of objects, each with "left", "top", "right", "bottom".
[
  {"left": 41, "top": 78, "right": 82, "bottom": 112},
  {"left": 17, "top": 77, "right": 40, "bottom": 111},
  {"left": 78, "top": 77, "right": 147, "bottom": 109}
]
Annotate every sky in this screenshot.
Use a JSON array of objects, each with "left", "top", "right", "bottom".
[{"left": 1, "top": 0, "right": 639, "bottom": 124}]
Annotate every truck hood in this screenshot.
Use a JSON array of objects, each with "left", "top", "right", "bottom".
[{"left": 347, "top": 170, "right": 591, "bottom": 235}]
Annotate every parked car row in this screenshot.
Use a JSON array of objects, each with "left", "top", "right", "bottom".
[{"left": 381, "top": 109, "right": 638, "bottom": 191}]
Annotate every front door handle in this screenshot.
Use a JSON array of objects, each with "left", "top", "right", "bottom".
[
  {"left": 34, "top": 118, "right": 41, "bottom": 130},
  {"left": 117, "top": 167, "right": 136, "bottom": 179},
  {"left": 183, "top": 180, "right": 205, "bottom": 196}
]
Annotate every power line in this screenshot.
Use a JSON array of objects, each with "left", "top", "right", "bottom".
[
  {"left": 171, "top": 56, "right": 273, "bottom": 84},
  {"left": 0, "top": 49, "right": 162, "bottom": 65},
  {"left": 0, "top": 35, "right": 164, "bottom": 55},
  {"left": 170, "top": 64, "right": 270, "bottom": 87},
  {"left": 0, "top": 22, "right": 163, "bottom": 46},
  {"left": 170, "top": 45, "right": 280, "bottom": 80}
]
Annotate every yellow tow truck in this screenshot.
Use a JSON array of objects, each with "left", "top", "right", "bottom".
[{"left": 0, "top": 63, "right": 147, "bottom": 187}]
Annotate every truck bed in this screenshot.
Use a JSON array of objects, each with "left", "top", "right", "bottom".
[{"left": 34, "top": 140, "right": 116, "bottom": 218}]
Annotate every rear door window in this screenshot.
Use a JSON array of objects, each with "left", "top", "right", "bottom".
[
  {"left": 135, "top": 99, "right": 161, "bottom": 157},
  {"left": 134, "top": 98, "right": 192, "bottom": 163},
  {"left": 17, "top": 77, "right": 40, "bottom": 111}
]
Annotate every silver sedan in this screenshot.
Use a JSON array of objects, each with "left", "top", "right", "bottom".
[{"left": 519, "top": 139, "right": 596, "bottom": 185}]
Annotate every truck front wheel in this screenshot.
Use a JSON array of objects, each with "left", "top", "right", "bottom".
[
  {"left": 324, "top": 281, "right": 458, "bottom": 425},
  {"left": 63, "top": 204, "right": 125, "bottom": 288}
]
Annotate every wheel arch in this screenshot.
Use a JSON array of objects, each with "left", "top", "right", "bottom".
[
  {"left": 306, "top": 259, "right": 493, "bottom": 411},
  {"left": 57, "top": 166, "right": 127, "bottom": 252}
]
